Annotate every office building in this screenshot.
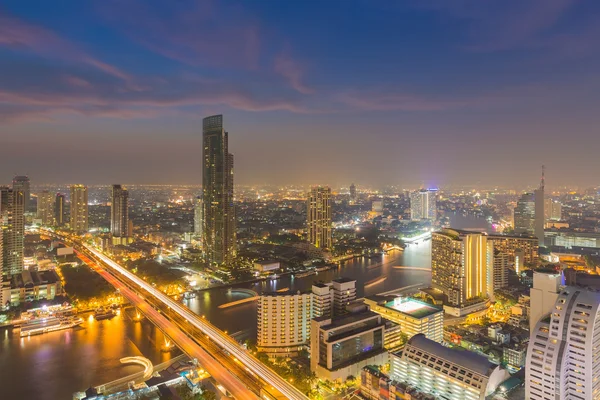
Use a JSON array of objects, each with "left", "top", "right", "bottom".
[
  {"left": 349, "top": 183, "right": 357, "bottom": 203},
  {"left": 312, "top": 282, "right": 333, "bottom": 318},
  {"left": 514, "top": 192, "right": 536, "bottom": 234},
  {"left": 332, "top": 277, "right": 356, "bottom": 315},
  {"left": 311, "top": 310, "right": 388, "bottom": 381},
  {"left": 390, "top": 334, "right": 509, "bottom": 400},
  {"left": 431, "top": 229, "right": 488, "bottom": 315},
  {"left": 307, "top": 186, "right": 332, "bottom": 249},
  {"left": 410, "top": 189, "right": 437, "bottom": 221},
  {"left": 371, "top": 200, "right": 383, "bottom": 214},
  {"left": 37, "top": 190, "right": 55, "bottom": 226},
  {"left": 486, "top": 234, "right": 539, "bottom": 265},
  {"left": 528, "top": 270, "right": 561, "bottom": 332},
  {"left": 111, "top": 184, "right": 130, "bottom": 244},
  {"left": 544, "top": 198, "right": 562, "bottom": 221},
  {"left": 364, "top": 296, "right": 443, "bottom": 343},
  {"left": 54, "top": 193, "right": 65, "bottom": 227},
  {"left": 70, "top": 184, "right": 88, "bottom": 233},
  {"left": 526, "top": 286, "right": 600, "bottom": 400},
  {"left": 256, "top": 291, "right": 312, "bottom": 355},
  {"left": 544, "top": 230, "right": 600, "bottom": 249},
  {"left": 193, "top": 195, "right": 202, "bottom": 236},
  {"left": 1, "top": 187, "right": 24, "bottom": 276},
  {"left": 12, "top": 176, "right": 31, "bottom": 212},
  {"left": 202, "top": 115, "right": 236, "bottom": 266}
]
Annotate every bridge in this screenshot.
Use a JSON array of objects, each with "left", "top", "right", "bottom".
[{"left": 47, "top": 230, "right": 308, "bottom": 400}]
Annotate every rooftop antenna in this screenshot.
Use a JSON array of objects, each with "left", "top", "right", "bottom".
[{"left": 540, "top": 165, "right": 545, "bottom": 191}]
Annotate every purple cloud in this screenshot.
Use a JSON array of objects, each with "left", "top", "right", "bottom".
[
  {"left": 274, "top": 47, "right": 314, "bottom": 94},
  {"left": 0, "top": 12, "right": 132, "bottom": 81},
  {"left": 98, "top": 0, "right": 262, "bottom": 69}
]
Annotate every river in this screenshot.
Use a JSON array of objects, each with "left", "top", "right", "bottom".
[
  {"left": 0, "top": 308, "right": 180, "bottom": 400},
  {"left": 3, "top": 209, "right": 494, "bottom": 400}
]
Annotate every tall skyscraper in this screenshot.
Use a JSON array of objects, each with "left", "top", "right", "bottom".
[
  {"left": 526, "top": 284, "right": 600, "bottom": 400},
  {"left": 349, "top": 183, "right": 357, "bottom": 203},
  {"left": 1, "top": 187, "right": 24, "bottom": 276},
  {"left": 70, "top": 184, "right": 88, "bottom": 233},
  {"left": 111, "top": 184, "right": 129, "bottom": 244},
  {"left": 513, "top": 193, "right": 535, "bottom": 234},
  {"left": 37, "top": 190, "right": 55, "bottom": 226},
  {"left": 410, "top": 189, "right": 437, "bottom": 221},
  {"left": 202, "top": 115, "right": 236, "bottom": 266},
  {"left": 53, "top": 193, "right": 65, "bottom": 227},
  {"left": 194, "top": 195, "right": 203, "bottom": 236},
  {"left": 534, "top": 166, "right": 545, "bottom": 246},
  {"left": 431, "top": 229, "right": 487, "bottom": 313},
  {"left": 12, "top": 175, "right": 30, "bottom": 212},
  {"left": 307, "top": 186, "right": 332, "bottom": 249},
  {"left": 515, "top": 167, "right": 545, "bottom": 246}
]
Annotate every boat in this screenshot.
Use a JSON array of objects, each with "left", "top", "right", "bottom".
[
  {"left": 295, "top": 270, "right": 316, "bottom": 278},
  {"left": 19, "top": 316, "right": 83, "bottom": 337},
  {"left": 364, "top": 276, "right": 387, "bottom": 287},
  {"left": 94, "top": 307, "right": 116, "bottom": 321},
  {"left": 315, "top": 265, "right": 330, "bottom": 272}
]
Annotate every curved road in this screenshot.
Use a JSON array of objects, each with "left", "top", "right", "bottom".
[{"left": 76, "top": 251, "right": 259, "bottom": 400}]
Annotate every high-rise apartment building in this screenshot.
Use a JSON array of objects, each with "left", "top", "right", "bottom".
[
  {"left": 202, "top": 115, "right": 236, "bottom": 266},
  {"left": 1, "top": 187, "right": 24, "bottom": 276},
  {"left": 431, "top": 229, "right": 488, "bottom": 312},
  {"left": 526, "top": 285, "right": 600, "bottom": 400},
  {"left": 307, "top": 186, "right": 332, "bottom": 249},
  {"left": 544, "top": 198, "right": 562, "bottom": 221},
  {"left": 54, "top": 193, "right": 65, "bottom": 227},
  {"left": 69, "top": 185, "right": 88, "bottom": 233},
  {"left": 332, "top": 277, "right": 356, "bottom": 315},
  {"left": 194, "top": 195, "right": 203, "bottom": 237},
  {"left": 410, "top": 189, "right": 437, "bottom": 221},
  {"left": 37, "top": 190, "right": 55, "bottom": 226},
  {"left": 12, "top": 176, "right": 31, "bottom": 213},
  {"left": 486, "top": 243, "right": 509, "bottom": 302},
  {"left": 111, "top": 184, "right": 129, "bottom": 244},
  {"left": 256, "top": 291, "right": 313, "bottom": 355}
]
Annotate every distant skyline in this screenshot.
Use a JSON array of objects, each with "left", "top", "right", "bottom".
[{"left": 2, "top": 1, "right": 600, "bottom": 187}]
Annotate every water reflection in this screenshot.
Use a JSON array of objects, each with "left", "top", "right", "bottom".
[{"left": 0, "top": 308, "right": 179, "bottom": 400}]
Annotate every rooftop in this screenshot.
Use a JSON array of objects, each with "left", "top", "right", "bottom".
[
  {"left": 384, "top": 298, "right": 442, "bottom": 319},
  {"left": 332, "top": 277, "right": 356, "bottom": 284},
  {"left": 399, "top": 334, "right": 495, "bottom": 377}
]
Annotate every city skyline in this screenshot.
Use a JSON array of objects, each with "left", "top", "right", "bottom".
[{"left": 2, "top": 1, "right": 600, "bottom": 187}]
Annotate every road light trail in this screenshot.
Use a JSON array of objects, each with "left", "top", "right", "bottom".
[
  {"left": 59, "top": 232, "right": 308, "bottom": 400},
  {"left": 75, "top": 251, "right": 259, "bottom": 400}
]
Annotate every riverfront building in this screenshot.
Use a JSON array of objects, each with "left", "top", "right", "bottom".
[
  {"left": 307, "top": 186, "right": 332, "bottom": 249},
  {"left": 202, "top": 115, "right": 236, "bottom": 266},
  {"left": 257, "top": 291, "right": 313, "bottom": 355}
]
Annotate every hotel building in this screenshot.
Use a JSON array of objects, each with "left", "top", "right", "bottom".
[
  {"left": 257, "top": 291, "right": 312, "bottom": 355},
  {"left": 364, "top": 296, "right": 443, "bottom": 343},
  {"left": 391, "top": 334, "right": 509, "bottom": 400}
]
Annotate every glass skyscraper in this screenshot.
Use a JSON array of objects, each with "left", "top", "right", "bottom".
[{"left": 202, "top": 115, "right": 236, "bottom": 266}]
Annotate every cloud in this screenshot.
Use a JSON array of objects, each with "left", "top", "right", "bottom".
[
  {"left": 335, "top": 91, "right": 468, "bottom": 111},
  {"left": 0, "top": 12, "right": 132, "bottom": 81},
  {"left": 274, "top": 48, "right": 314, "bottom": 94},
  {"left": 98, "top": 0, "right": 262, "bottom": 69},
  {"left": 0, "top": 58, "right": 310, "bottom": 123}
]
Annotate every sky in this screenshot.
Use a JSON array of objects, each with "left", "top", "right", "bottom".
[{"left": 1, "top": 0, "right": 600, "bottom": 189}]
